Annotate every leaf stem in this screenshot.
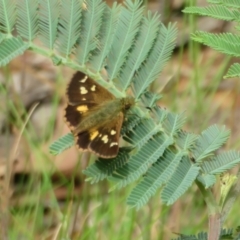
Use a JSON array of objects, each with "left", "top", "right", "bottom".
[{"left": 196, "top": 180, "right": 221, "bottom": 240}]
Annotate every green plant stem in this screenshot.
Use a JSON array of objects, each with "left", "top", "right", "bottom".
[
  {"left": 221, "top": 171, "right": 240, "bottom": 225},
  {"left": 29, "top": 43, "right": 125, "bottom": 98},
  {"left": 196, "top": 180, "right": 221, "bottom": 240},
  {"left": 189, "top": 24, "right": 202, "bottom": 120}
]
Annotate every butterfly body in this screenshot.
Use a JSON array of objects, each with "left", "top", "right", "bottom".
[
  {"left": 64, "top": 71, "right": 134, "bottom": 158},
  {"left": 73, "top": 98, "right": 133, "bottom": 134}
]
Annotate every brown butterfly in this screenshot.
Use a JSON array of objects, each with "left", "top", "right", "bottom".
[{"left": 64, "top": 71, "right": 135, "bottom": 159}]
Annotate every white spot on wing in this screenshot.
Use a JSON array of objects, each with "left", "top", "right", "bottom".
[
  {"left": 110, "top": 142, "right": 118, "bottom": 147},
  {"left": 80, "top": 76, "right": 88, "bottom": 83},
  {"left": 101, "top": 135, "right": 108, "bottom": 144},
  {"left": 91, "top": 85, "right": 96, "bottom": 91},
  {"left": 111, "top": 130, "right": 116, "bottom": 135},
  {"left": 80, "top": 87, "right": 88, "bottom": 94}
]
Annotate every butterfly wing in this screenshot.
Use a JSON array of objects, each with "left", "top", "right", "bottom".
[
  {"left": 66, "top": 71, "right": 114, "bottom": 104},
  {"left": 75, "top": 113, "right": 124, "bottom": 158},
  {"left": 64, "top": 71, "right": 114, "bottom": 131}
]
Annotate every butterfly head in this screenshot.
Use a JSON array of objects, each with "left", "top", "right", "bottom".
[{"left": 121, "top": 97, "right": 135, "bottom": 111}]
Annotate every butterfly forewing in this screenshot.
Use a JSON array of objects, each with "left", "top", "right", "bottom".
[
  {"left": 66, "top": 71, "right": 114, "bottom": 104},
  {"left": 65, "top": 71, "right": 114, "bottom": 132},
  {"left": 65, "top": 103, "right": 97, "bottom": 131}
]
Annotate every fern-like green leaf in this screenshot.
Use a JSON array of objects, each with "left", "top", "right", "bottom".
[
  {"left": 49, "top": 133, "right": 74, "bottom": 155},
  {"left": 193, "top": 125, "right": 230, "bottom": 162},
  {"left": 183, "top": 5, "right": 237, "bottom": 21},
  {"left": 83, "top": 147, "right": 131, "bottom": 183},
  {"left": 132, "top": 23, "right": 177, "bottom": 98},
  {"left": 0, "top": 37, "right": 29, "bottom": 67},
  {"left": 0, "top": 0, "right": 16, "bottom": 34},
  {"left": 152, "top": 106, "right": 168, "bottom": 124},
  {"left": 57, "top": 0, "right": 83, "bottom": 57},
  {"left": 208, "top": 0, "right": 240, "bottom": 9},
  {"left": 76, "top": 0, "right": 105, "bottom": 65},
  {"left": 197, "top": 174, "right": 216, "bottom": 188},
  {"left": 127, "top": 150, "right": 183, "bottom": 209},
  {"left": 16, "top": 0, "right": 38, "bottom": 41},
  {"left": 90, "top": 3, "right": 121, "bottom": 71},
  {"left": 141, "top": 91, "right": 162, "bottom": 109},
  {"left": 123, "top": 118, "right": 160, "bottom": 148},
  {"left": 191, "top": 31, "right": 240, "bottom": 57},
  {"left": 225, "top": 63, "right": 240, "bottom": 78},
  {"left": 0, "top": 33, "right": 5, "bottom": 44},
  {"left": 171, "top": 228, "right": 234, "bottom": 240},
  {"left": 161, "top": 156, "right": 200, "bottom": 205},
  {"left": 202, "top": 150, "right": 240, "bottom": 175},
  {"left": 119, "top": 12, "right": 161, "bottom": 91},
  {"left": 172, "top": 232, "right": 207, "bottom": 240},
  {"left": 39, "top": 0, "right": 60, "bottom": 49},
  {"left": 107, "top": 0, "right": 144, "bottom": 83},
  {"left": 120, "top": 108, "right": 142, "bottom": 135},
  {"left": 109, "top": 133, "right": 174, "bottom": 189},
  {"left": 176, "top": 131, "right": 198, "bottom": 151},
  {"left": 163, "top": 112, "right": 186, "bottom": 136}
]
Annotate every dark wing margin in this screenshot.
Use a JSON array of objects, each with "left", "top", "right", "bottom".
[{"left": 75, "top": 131, "right": 92, "bottom": 151}]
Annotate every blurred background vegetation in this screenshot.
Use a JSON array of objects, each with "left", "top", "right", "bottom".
[{"left": 0, "top": 0, "right": 239, "bottom": 239}]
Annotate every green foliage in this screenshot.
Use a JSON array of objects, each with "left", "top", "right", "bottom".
[
  {"left": 16, "top": 0, "right": 38, "bottom": 41},
  {"left": 127, "top": 150, "right": 184, "bottom": 208},
  {"left": 183, "top": 0, "right": 240, "bottom": 78},
  {"left": 225, "top": 63, "right": 240, "bottom": 78},
  {"left": 132, "top": 22, "right": 177, "bottom": 99},
  {"left": 57, "top": 0, "right": 83, "bottom": 57},
  {"left": 183, "top": 1, "right": 240, "bottom": 236},
  {"left": 0, "top": 37, "right": 29, "bottom": 66},
  {"left": 90, "top": 2, "right": 121, "bottom": 72},
  {"left": 0, "top": 0, "right": 16, "bottom": 33},
  {"left": 197, "top": 174, "right": 216, "bottom": 188},
  {"left": 119, "top": 12, "right": 160, "bottom": 91},
  {"left": 191, "top": 32, "right": 240, "bottom": 57},
  {"left": 39, "top": 0, "right": 60, "bottom": 49},
  {"left": 171, "top": 228, "right": 239, "bottom": 240},
  {"left": 49, "top": 133, "right": 74, "bottom": 155},
  {"left": 76, "top": 0, "right": 106, "bottom": 65},
  {"left": 183, "top": 5, "right": 238, "bottom": 21},
  {"left": 202, "top": 151, "right": 240, "bottom": 175},
  {"left": 106, "top": 0, "right": 143, "bottom": 85},
  {"left": 193, "top": 125, "right": 230, "bottom": 163},
  {"left": 83, "top": 147, "right": 132, "bottom": 184},
  {"left": 161, "top": 156, "right": 200, "bottom": 205},
  {"left": 0, "top": 0, "right": 240, "bottom": 211}
]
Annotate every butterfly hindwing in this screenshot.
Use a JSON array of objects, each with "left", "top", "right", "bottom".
[
  {"left": 74, "top": 113, "right": 123, "bottom": 158},
  {"left": 75, "top": 131, "right": 92, "bottom": 151},
  {"left": 89, "top": 113, "right": 123, "bottom": 158}
]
